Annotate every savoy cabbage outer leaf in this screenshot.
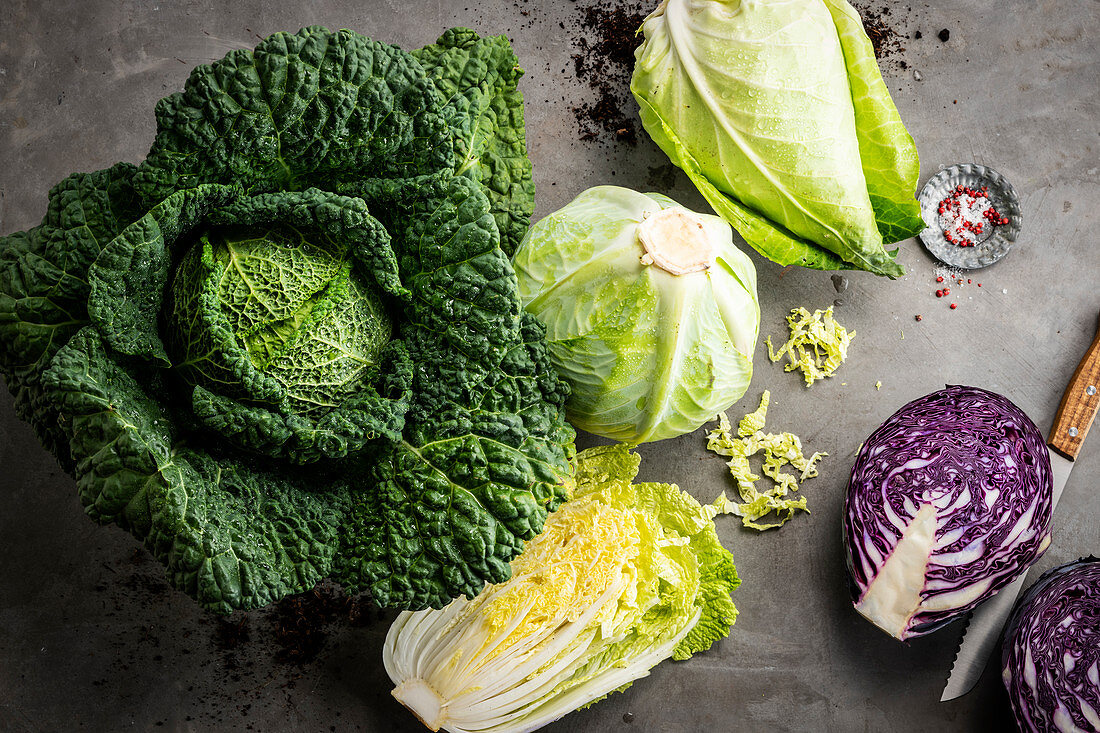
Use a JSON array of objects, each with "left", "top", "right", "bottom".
[
  {"left": 133, "top": 27, "right": 453, "bottom": 203},
  {"left": 0, "top": 26, "right": 571, "bottom": 613},
  {"left": 335, "top": 177, "right": 574, "bottom": 607},
  {"left": 414, "top": 28, "right": 535, "bottom": 257},
  {"left": 0, "top": 163, "right": 145, "bottom": 459},
  {"left": 41, "top": 327, "right": 349, "bottom": 611}
]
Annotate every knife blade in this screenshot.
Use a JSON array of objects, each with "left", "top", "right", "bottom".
[{"left": 941, "top": 310, "right": 1100, "bottom": 702}]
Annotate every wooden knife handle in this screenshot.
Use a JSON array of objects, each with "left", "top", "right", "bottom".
[{"left": 1049, "top": 311, "right": 1100, "bottom": 460}]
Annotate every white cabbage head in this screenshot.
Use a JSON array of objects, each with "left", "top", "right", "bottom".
[{"left": 513, "top": 186, "right": 759, "bottom": 444}]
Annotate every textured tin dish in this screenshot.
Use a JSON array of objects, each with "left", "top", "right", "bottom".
[{"left": 917, "top": 164, "right": 1022, "bottom": 269}]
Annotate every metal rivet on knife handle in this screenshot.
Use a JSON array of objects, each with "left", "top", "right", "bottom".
[{"left": 1048, "top": 311, "right": 1100, "bottom": 460}]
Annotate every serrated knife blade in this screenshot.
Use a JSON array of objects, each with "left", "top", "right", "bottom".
[
  {"left": 941, "top": 311, "right": 1100, "bottom": 702},
  {"left": 940, "top": 451, "right": 1074, "bottom": 701}
]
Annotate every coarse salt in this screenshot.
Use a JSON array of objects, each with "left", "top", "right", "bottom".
[{"left": 936, "top": 185, "right": 1010, "bottom": 247}]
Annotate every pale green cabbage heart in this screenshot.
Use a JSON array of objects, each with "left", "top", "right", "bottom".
[
  {"left": 631, "top": 0, "right": 924, "bottom": 277},
  {"left": 512, "top": 186, "right": 759, "bottom": 444}
]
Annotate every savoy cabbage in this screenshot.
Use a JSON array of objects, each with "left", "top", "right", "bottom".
[{"left": 0, "top": 26, "right": 574, "bottom": 613}]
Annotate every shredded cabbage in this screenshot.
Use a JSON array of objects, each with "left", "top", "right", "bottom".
[
  {"left": 765, "top": 306, "right": 854, "bottom": 386},
  {"left": 705, "top": 391, "right": 827, "bottom": 530}
]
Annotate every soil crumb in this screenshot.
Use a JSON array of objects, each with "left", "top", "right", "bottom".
[
  {"left": 849, "top": 1, "right": 915, "bottom": 72},
  {"left": 569, "top": 1, "right": 648, "bottom": 144}
]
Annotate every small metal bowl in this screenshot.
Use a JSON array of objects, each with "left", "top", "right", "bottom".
[{"left": 917, "top": 163, "right": 1022, "bottom": 269}]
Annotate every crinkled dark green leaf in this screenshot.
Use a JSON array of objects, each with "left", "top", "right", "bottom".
[
  {"left": 397, "top": 175, "right": 521, "bottom": 359},
  {"left": 0, "top": 163, "right": 144, "bottom": 457},
  {"left": 414, "top": 28, "right": 535, "bottom": 257},
  {"left": 134, "top": 26, "right": 453, "bottom": 204},
  {"left": 41, "top": 328, "right": 348, "bottom": 613},
  {"left": 89, "top": 183, "right": 240, "bottom": 366},
  {"left": 335, "top": 180, "right": 573, "bottom": 607}
]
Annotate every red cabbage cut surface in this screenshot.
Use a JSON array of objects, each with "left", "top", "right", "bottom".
[
  {"left": 1002, "top": 558, "right": 1100, "bottom": 733},
  {"left": 844, "top": 386, "right": 1053, "bottom": 640}
]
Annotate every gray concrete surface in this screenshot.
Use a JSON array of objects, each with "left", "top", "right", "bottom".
[{"left": 1, "top": 0, "right": 1098, "bottom": 731}]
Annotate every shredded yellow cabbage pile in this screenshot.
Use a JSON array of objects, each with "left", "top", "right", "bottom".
[
  {"left": 765, "top": 306, "right": 854, "bottom": 386},
  {"left": 705, "top": 391, "right": 827, "bottom": 530}
]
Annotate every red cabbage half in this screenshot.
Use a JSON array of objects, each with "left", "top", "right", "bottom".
[
  {"left": 1002, "top": 558, "right": 1100, "bottom": 733},
  {"left": 844, "top": 386, "right": 1053, "bottom": 640}
]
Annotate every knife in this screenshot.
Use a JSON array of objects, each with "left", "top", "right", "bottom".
[{"left": 941, "top": 310, "right": 1100, "bottom": 702}]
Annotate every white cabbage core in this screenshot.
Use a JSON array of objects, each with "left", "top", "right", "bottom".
[
  {"left": 854, "top": 502, "right": 937, "bottom": 638},
  {"left": 637, "top": 207, "right": 716, "bottom": 275},
  {"left": 392, "top": 678, "right": 447, "bottom": 731}
]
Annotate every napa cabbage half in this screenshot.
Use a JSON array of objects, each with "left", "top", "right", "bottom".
[{"left": 383, "top": 444, "right": 740, "bottom": 733}]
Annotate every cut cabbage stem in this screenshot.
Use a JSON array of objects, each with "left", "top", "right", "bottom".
[
  {"left": 393, "top": 678, "right": 448, "bottom": 731},
  {"left": 637, "top": 207, "right": 715, "bottom": 274}
]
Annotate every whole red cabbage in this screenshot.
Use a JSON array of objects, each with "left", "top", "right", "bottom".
[
  {"left": 844, "top": 386, "right": 1053, "bottom": 640},
  {"left": 1002, "top": 558, "right": 1100, "bottom": 733}
]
